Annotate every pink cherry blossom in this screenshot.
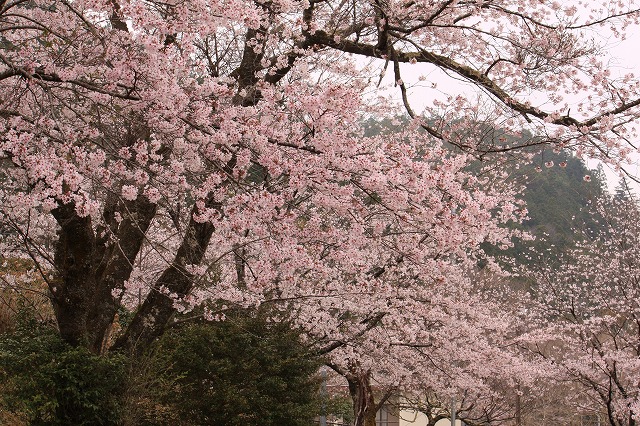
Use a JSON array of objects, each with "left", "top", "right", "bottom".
[{"left": 0, "top": 2, "right": 639, "bottom": 421}]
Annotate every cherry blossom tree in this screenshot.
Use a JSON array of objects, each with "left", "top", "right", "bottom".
[
  {"left": 308, "top": 260, "right": 549, "bottom": 426},
  {"left": 1, "top": 0, "right": 640, "bottom": 385},
  {"left": 522, "top": 192, "right": 640, "bottom": 426}
]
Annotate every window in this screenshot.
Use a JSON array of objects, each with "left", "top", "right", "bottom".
[{"left": 376, "top": 407, "right": 390, "bottom": 426}]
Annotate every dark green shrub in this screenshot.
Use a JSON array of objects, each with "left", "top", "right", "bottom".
[
  {"left": 133, "top": 308, "right": 321, "bottom": 426},
  {"left": 0, "top": 307, "right": 321, "bottom": 426},
  {"left": 0, "top": 316, "right": 126, "bottom": 425}
]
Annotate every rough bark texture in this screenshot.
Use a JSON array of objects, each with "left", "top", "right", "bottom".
[
  {"left": 51, "top": 196, "right": 156, "bottom": 353},
  {"left": 51, "top": 202, "right": 98, "bottom": 348},
  {"left": 346, "top": 368, "right": 378, "bottom": 426}
]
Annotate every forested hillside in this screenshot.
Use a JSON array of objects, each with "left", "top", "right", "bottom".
[
  {"left": 365, "top": 117, "right": 607, "bottom": 261},
  {"left": 509, "top": 151, "right": 606, "bottom": 261}
]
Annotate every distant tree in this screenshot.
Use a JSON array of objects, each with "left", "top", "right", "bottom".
[
  {"left": 523, "top": 193, "right": 640, "bottom": 426},
  {"left": 525, "top": 152, "right": 603, "bottom": 228},
  {"left": 483, "top": 150, "right": 607, "bottom": 268},
  {"left": 614, "top": 177, "right": 635, "bottom": 202}
]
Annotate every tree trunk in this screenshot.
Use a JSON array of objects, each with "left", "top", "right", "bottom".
[
  {"left": 346, "top": 368, "right": 378, "bottom": 426},
  {"left": 113, "top": 197, "right": 218, "bottom": 353},
  {"left": 51, "top": 202, "right": 97, "bottom": 348},
  {"left": 51, "top": 196, "right": 156, "bottom": 353}
]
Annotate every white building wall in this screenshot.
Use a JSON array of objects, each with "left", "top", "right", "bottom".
[{"left": 398, "top": 408, "right": 465, "bottom": 426}]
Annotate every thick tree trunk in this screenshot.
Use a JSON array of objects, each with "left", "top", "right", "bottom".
[
  {"left": 346, "top": 368, "right": 378, "bottom": 426},
  {"left": 51, "top": 202, "right": 98, "bottom": 348},
  {"left": 88, "top": 197, "right": 157, "bottom": 352},
  {"left": 51, "top": 196, "right": 156, "bottom": 353}
]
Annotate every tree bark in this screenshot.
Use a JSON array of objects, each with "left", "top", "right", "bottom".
[
  {"left": 89, "top": 196, "right": 157, "bottom": 352},
  {"left": 51, "top": 202, "right": 98, "bottom": 348},
  {"left": 113, "top": 197, "right": 218, "bottom": 354},
  {"left": 346, "top": 368, "right": 378, "bottom": 426},
  {"left": 50, "top": 196, "right": 156, "bottom": 353}
]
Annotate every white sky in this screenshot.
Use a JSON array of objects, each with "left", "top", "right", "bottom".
[
  {"left": 586, "top": 25, "right": 640, "bottom": 192},
  {"left": 369, "top": 20, "right": 640, "bottom": 193}
]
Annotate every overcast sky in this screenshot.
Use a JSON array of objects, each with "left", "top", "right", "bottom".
[{"left": 369, "top": 20, "right": 640, "bottom": 193}]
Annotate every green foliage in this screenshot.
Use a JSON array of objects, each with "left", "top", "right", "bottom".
[
  {"left": 362, "top": 118, "right": 606, "bottom": 264},
  {"left": 521, "top": 151, "right": 604, "bottom": 246},
  {"left": 0, "top": 304, "right": 322, "bottom": 426},
  {"left": 0, "top": 312, "right": 126, "bottom": 425},
  {"left": 126, "top": 308, "right": 321, "bottom": 426},
  {"left": 489, "top": 151, "right": 606, "bottom": 266},
  {"left": 326, "top": 393, "right": 354, "bottom": 424}
]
